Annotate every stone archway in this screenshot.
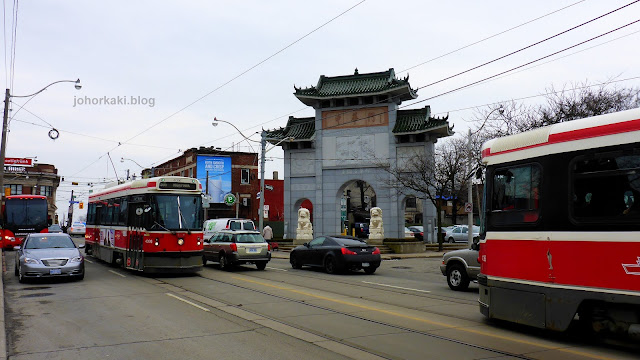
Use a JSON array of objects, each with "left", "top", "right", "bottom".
[{"left": 337, "top": 180, "right": 377, "bottom": 238}]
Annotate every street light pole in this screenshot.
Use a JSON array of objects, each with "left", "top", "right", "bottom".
[{"left": 1, "top": 79, "right": 81, "bottom": 201}]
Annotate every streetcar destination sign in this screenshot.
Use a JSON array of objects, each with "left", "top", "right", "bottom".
[{"left": 159, "top": 182, "right": 197, "bottom": 190}]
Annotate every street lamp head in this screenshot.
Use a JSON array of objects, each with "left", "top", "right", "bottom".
[
  {"left": 498, "top": 104, "right": 504, "bottom": 115},
  {"left": 74, "top": 79, "right": 82, "bottom": 90},
  {"left": 211, "top": 122, "right": 218, "bottom": 127},
  {"left": 120, "top": 157, "right": 125, "bottom": 163}
]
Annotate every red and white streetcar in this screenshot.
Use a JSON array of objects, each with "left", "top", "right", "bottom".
[
  {"left": 1, "top": 195, "right": 49, "bottom": 249},
  {"left": 479, "top": 108, "right": 640, "bottom": 339},
  {"left": 85, "top": 176, "right": 204, "bottom": 273}
]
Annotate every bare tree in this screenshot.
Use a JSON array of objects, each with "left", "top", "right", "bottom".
[{"left": 378, "top": 138, "right": 470, "bottom": 251}]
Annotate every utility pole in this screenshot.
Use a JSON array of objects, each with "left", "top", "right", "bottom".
[
  {"left": 0, "top": 89, "right": 12, "bottom": 202},
  {"left": 467, "top": 129, "right": 474, "bottom": 246},
  {"left": 67, "top": 190, "right": 75, "bottom": 228},
  {"left": 258, "top": 130, "right": 267, "bottom": 232}
]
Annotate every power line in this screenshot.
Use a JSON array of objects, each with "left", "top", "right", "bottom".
[
  {"left": 398, "top": 0, "right": 587, "bottom": 74},
  {"left": 69, "top": 1, "right": 367, "bottom": 179},
  {"left": 417, "top": 0, "right": 640, "bottom": 90}
]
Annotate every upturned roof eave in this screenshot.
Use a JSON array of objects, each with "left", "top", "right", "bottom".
[
  {"left": 294, "top": 84, "right": 417, "bottom": 104},
  {"left": 393, "top": 123, "right": 454, "bottom": 137}
]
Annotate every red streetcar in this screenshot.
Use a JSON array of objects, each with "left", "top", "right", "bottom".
[
  {"left": 1, "top": 195, "right": 48, "bottom": 249},
  {"left": 85, "top": 176, "right": 204, "bottom": 273},
  {"left": 478, "top": 108, "right": 640, "bottom": 339}
]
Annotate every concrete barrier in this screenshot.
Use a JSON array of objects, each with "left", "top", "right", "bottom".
[{"left": 384, "top": 242, "right": 425, "bottom": 254}]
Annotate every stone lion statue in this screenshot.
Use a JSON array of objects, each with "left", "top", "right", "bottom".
[
  {"left": 295, "top": 207, "right": 313, "bottom": 243},
  {"left": 297, "top": 207, "right": 312, "bottom": 230},
  {"left": 368, "top": 207, "right": 384, "bottom": 242}
]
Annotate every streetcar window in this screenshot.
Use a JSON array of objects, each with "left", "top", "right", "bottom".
[
  {"left": 118, "top": 198, "right": 128, "bottom": 226},
  {"left": 571, "top": 151, "right": 640, "bottom": 223},
  {"left": 490, "top": 164, "right": 541, "bottom": 225},
  {"left": 153, "top": 195, "right": 203, "bottom": 230}
]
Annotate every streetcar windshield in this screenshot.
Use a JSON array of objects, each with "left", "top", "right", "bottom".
[
  {"left": 4, "top": 198, "right": 48, "bottom": 229},
  {"left": 152, "top": 195, "right": 203, "bottom": 230}
]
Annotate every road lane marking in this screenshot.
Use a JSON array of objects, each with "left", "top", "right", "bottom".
[
  {"left": 84, "top": 259, "right": 93, "bottom": 264},
  {"left": 108, "top": 270, "right": 126, "bottom": 278},
  {"left": 166, "top": 293, "right": 210, "bottom": 312},
  {"left": 266, "top": 267, "right": 287, "bottom": 271},
  {"left": 231, "top": 275, "right": 615, "bottom": 360},
  {"left": 361, "top": 281, "right": 431, "bottom": 293}
]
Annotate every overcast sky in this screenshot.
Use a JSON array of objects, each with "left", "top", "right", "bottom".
[{"left": 3, "top": 0, "right": 639, "bottom": 222}]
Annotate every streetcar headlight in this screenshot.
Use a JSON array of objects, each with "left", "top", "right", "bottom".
[
  {"left": 154, "top": 238, "right": 160, "bottom": 246},
  {"left": 177, "top": 238, "right": 185, "bottom": 246},
  {"left": 5, "top": 236, "right": 15, "bottom": 241},
  {"left": 197, "top": 241, "right": 201, "bottom": 246},
  {"left": 23, "top": 257, "right": 39, "bottom": 264}
]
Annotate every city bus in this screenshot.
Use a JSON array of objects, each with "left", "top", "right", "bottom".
[
  {"left": 1, "top": 195, "right": 48, "bottom": 249},
  {"left": 478, "top": 108, "right": 640, "bottom": 339},
  {"left": 85, "top": 176, "right": 205, "bottom": 273}
]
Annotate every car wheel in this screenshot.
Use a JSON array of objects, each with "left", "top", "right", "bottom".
[
  {"left": 448, "top": 237, "right": 455, "bottom": 243},
  {"left": 324, "top": 256, "right": 339, "bottom": 274},
  {"left": 363, "top": 266, "right": 377, "bottom": 275},
  {"left": 290, "top": 254, "right": 302, "bottom": 269},
  {"left": 256, "top": 261, "right": 267, "bottom": 270},
  {"left": 446, "top": 264, "right": 470, "bottom": 291},
  {"left": 218, "top": 253, "right": 229, "bottom": 270},
  {"left": 14, "top": 263, "right": 19, "bottom": 276}
]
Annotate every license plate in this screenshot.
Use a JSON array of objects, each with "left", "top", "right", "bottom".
[
  {"left": 247, "top": 247, "right": 259, "bottom": 253},
  {"left": 362, "top": 262, "right": 370, "bottom": 267},
  {"left": 50, "top": 269, "right": 62, "bottom": 275}
]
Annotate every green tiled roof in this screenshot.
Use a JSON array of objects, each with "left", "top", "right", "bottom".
[
  {"left": 294, "top": 68, "right": 417, "bottom": 105},
  {"left": 393, "top": 106, "right": 452, "bottom": 135},
  {"left": 265, "top": 116, "right": 315, "bottom": 143}
]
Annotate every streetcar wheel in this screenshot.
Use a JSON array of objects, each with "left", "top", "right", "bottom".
[
  {"left": 202, "top": 255, "right": 207, "bottom": 267},
  {"left": 446, "top": 264, "right": 470, "bottom": 291},
  {"left": 324, "top": 256, "right": 339, "bottom": 274},
  {"left": 448, "top": 237, "right": 455, "bottom": 243},
  {"left": 256, "top": 261, "right": 267, "bottom": 270},
  {"left": 290, "top": 254, "right": 302, "bottom": 269},
  {"left": 363, "top": 266, "right": 377, "bottom": 275},
  {"left": 218, "top": 253, "right": 229, "bottom": 270}
]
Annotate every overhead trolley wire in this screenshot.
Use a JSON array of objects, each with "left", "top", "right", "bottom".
[{"left": 69, "top": 0, "right": 367, "bottom": 179}]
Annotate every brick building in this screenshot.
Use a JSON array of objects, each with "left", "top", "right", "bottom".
[{"left": 147, "top": 147, "right": 260, "bottom": 221}]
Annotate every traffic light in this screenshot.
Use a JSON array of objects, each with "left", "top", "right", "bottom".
[{"left": 79, "top": 202, "right": 84, "bottom": 209}]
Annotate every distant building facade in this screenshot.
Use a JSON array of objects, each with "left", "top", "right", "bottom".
[
  {"left": 148, "top": 147, "right": 259, "bottom": 221},
  {"left": 2, "top": 161, "right": 61, "bottom": 224},
  {"left": 266, "top": 68, "right": 452, "bottom": 241}
]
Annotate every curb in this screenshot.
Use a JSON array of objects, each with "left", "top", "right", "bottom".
[{"left": 1, "top": 251, "right": 7, "bottom": 360}]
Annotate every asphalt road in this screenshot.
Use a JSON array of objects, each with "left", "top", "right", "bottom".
[{"left": 2, "top": 243, "right": 639, "bottom": 360}]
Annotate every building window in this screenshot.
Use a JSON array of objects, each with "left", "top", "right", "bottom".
[
  {"left": 241, "top": 169, "right": 250, "bottom": 184},
  {"left": 4, "top": 184, "right": 22, "bottom": 195},
  {"left": 40, "top": 185, "right": 52, "bottom": 196},
  {"left": 189, "top": 168, "right": 193, "bottom": 178}
]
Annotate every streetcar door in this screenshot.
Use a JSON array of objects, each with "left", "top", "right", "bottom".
[{"left": 126, "top": 202, "right": 147, "bottom": 271}]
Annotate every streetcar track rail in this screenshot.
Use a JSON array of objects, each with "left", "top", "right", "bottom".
[{"left": 150, "top": 270, "right": 536, "bottom": 360}]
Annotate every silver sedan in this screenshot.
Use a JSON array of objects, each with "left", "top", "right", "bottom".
[{"left": 14, "top": 233, "right": 85, "bottom": 283}]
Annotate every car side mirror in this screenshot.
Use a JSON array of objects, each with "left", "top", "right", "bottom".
[
  {"left": 303, "top": 242, "right": 309, "bottom": 248},
  {"left": 78, "top": 244, "right": 86, "bottom": 249},
  {"left": 471, "top": 242, "right": 479, "bottom": 251},
  {"left": 14, "top": 246, "right": 20, "bottom": 250}
]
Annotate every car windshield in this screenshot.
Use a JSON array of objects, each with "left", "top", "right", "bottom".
[
  {"left": 25, "top": 236, "right": 76, "bottom": 249},
  {"left": 234, "top": 233, "right": 265, "bottom": 243},
  {"left": 153, "top": 195, "right": 203, "bottom": 230}
]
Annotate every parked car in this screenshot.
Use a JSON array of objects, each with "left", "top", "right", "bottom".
[
  {"left": 407, "top": 226, "right": 423, "bottom": 241},
  {"left": 404, "top": 227, "right": 414, "bottom": 239},
  {"left": 445, "top": 225, "right": 479, "bottom": 243},
  {"left": 14, "top": 233, "right": 85, "bottom": 283},
  {"left": 440, "top": 242, "right": 480, "bottom": 291},
  {"left": 289, "top": 235, "right": 381, "bottom": 274},
  {"left": 67, "top": 222, "right": 86, "bottom": 236},
  {"left": 47, "top": 224, "right": 64, "bottom": 233},
  {"left": 203, "top": 218, "right": 255, "bottom": 240},
  {"left": 203, "top": 230, "right": 270, "bottom": 270}
]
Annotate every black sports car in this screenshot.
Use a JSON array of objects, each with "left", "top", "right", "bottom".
[{"left": 289, "top": 235, "right": 381, "bottom": 274}]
